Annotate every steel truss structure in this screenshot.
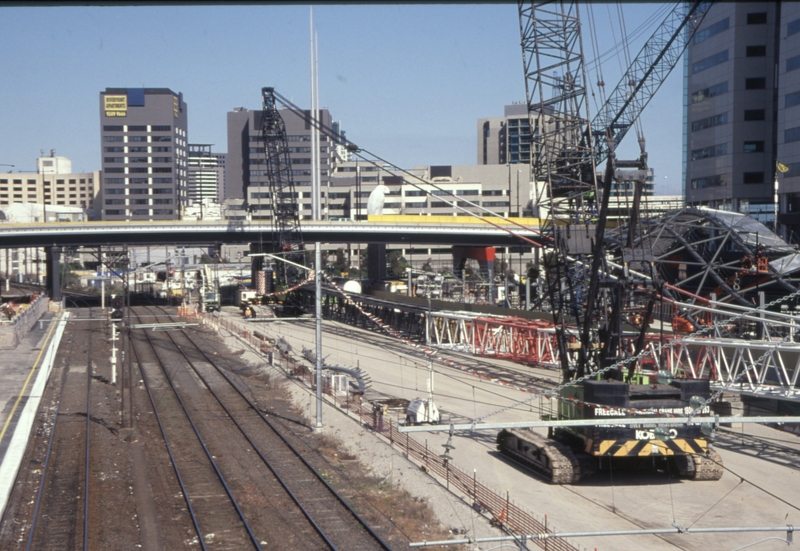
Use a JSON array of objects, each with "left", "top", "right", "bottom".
[{"left": 309, "top": 286, "right": 800, "bottom": 401}]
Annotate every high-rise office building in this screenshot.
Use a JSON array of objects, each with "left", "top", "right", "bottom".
[
  {"left": 187, "top": 144, "right": 225, "bottom": 205},
  {"left": 226, "top": 106, "right": 341, "bottom": 220},
  {"left": 684, "top": 2, "right": 800, "bottom": 239},
  {"left": 99, "top": 88, "right": 188, "bottom": 221},
  {"left": 477, "top": 103, "right": 532, "bottom": 166}
]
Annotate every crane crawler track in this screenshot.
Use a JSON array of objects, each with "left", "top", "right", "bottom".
[{"left": 497, "top": 429, "right": 594, "bottom": 484}]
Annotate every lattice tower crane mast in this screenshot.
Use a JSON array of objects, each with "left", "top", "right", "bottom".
[
  {"left": 261, "top": 87, "right": 305, "bottom": 287},
  {"left": 518, "top": 1, "right": 712, "bottom": 381}
]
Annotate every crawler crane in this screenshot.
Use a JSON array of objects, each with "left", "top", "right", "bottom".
[{"left": 497, "top": 1, "right": 724, "bottom": 483}]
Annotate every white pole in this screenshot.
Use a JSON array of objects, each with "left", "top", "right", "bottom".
[
  {"left": 315, "top": 242, "right": 323, "bottom": 429},
  {"left": 101, "top": 279, "right": 105, "bottom": 311},
  {"left": 111, "top": 320, "right": 117, "bottom": 386},
  {"left": 310, "top": 9, "right": 319, "bottom": 221}
]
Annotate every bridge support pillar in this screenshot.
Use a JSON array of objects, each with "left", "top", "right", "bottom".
[
  {"left": 367, "top": 243, "right": 386, "bottom": 281},
  {"left": 45, "top": 246, "right": 62, "bottom": 302}
]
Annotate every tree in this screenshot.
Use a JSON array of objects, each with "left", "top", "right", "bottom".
[
  {"left": 421, "top": 258, "right": 434, "bottom": 273},
  {"left": 332, "top": 248, "right": 349, "bottom": 276},
  {"left": 388, "top": 251, "right": 408, "bottom": 277}
]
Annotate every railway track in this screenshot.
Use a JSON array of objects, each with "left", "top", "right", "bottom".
[
  {"left": 131, "top": 305, "right": 395, "bottom": 550},
  {"left": 24, "top": 309, "right": 96, "bottom": 550}
]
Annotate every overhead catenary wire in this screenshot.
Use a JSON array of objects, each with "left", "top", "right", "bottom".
[{"left": 267, "top": 89, "right": 546, "bottom": 250}]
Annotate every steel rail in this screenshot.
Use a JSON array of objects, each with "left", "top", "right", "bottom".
[
  {"left": 133, "top": 309, "right": 263, "bottom": 550},
  {"left": 154, "top": 318, "right": 340, "bottom": 551},
  {"left": 129, "top": 322, "right": 209, "bottom": 551},
  {"left": 25, "top": 318, "right": 78, "bottom": 551},
  {"left": 83, "top": 308, "right": 93, "bottom": 551},
  {"left": 166, "top": 307, "right": 393, "bottom": 551}
]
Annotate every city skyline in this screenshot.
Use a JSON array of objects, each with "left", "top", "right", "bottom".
[{"left": 0, "top": 4, "right": 685, "bottom": 195}]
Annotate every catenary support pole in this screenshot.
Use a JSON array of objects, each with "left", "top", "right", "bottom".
[{"left": 315, "top": 241, "right": 323, "bottom": 429}]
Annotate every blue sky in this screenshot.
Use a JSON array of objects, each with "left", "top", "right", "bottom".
[{"left": 0, "top": 3, "right": 685, "bottom": 195}]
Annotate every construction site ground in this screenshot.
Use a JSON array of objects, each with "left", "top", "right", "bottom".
[{"left": 249, "top": 306, "right": 800, "bottom": 551}]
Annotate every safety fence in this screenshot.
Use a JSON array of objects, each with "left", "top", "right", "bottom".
[{"left": 195, "top": 309, "right": 585, "bottom": 551}]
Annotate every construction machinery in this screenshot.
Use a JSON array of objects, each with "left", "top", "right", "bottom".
[
  {"left": 499, "top": 1, "right": 724, "bottom": 483},
  {"left": 497, "top": 377, "right": 724, "bottom": 483}
]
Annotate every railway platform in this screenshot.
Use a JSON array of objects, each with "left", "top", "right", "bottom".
[{"left": 0, "top": 311, "right": 64, "bottom": 519}]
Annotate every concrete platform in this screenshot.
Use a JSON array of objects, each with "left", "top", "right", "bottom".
[{"left": 0, "top": 311, "right": 68, "bottom": 519}]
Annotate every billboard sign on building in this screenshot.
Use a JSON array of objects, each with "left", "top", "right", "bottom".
[{"left": 104, "top": 95, "right": 127, "bottom": 117}]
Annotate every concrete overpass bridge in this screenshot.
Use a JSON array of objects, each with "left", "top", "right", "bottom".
[
  {"left": 0, "top": 218, "right": 543, "bottom": 248},
  {"left": 0, "top": 217, "right": 545, "bottom": 299}
]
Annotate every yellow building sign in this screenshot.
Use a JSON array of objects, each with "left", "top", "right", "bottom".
[{"left": 104, "top": 95, "right": 127, "bottom": 117}]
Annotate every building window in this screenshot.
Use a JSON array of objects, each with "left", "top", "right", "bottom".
[
  {"left": 105, "top": 210, "right": 123, "bottom": 215},
  {"left": 152, "top": 157, "right": 172, "bottom": 163},
  {"left": 129, "top": 146, "right": 147, "bottom": 153},
  {"left": 153, "top": 167, "right": 172, "bottom": 173},
  {"left": 691, "top": 143, "right": 728, "bottom": 160},
  {"left": 405, "top": 202, "right": 427, "bottom": 208},
  {"left": 151, "top": 125, "right": 171, "bottom": 131},
  {"left": 693, "top": 17, "right": 729, "bottom": 44},
  {"left": 786, "top": 91, "right": 800, "bottom": 108},
  {"left": 104, "top": 147, "right": 124, "bottom": 153},
  {"left": 743, "top": 172, "right": 764, "bottom": 184},
  {"left": 692, "top": 50, "right": 728, "bottom": 74},
  {"left": 129, "top": 188, "right": 148, "bottom": 195},
  {"left": 786, "top": 126, "right": 800, "bottom": 143},
  {"left": 744, "top": 109, "right": 765, "bottom": 121},
  {"left": 103, "top": 125, "right": 123, "bottom": 131},
  {"left": 153, "top": 178, "right": 172, "bottom": 183},
  {"left": 105, "top": 188, "right": 124, "bottom": 195},
  {"left": 153, "top": 188, "right": 173, "bottom": 194},
  {"left": 103, "top": 136, "right": 123, "bottom": 142},
  {"left": 105, "top": 178, "right": 124, "bottom": 184},
  {"left": 128, "top": 125, "right": 146, "bottom": 132},
  {"left": 152, "top": 147, "right": 171, "bottom": 153},
  {"left": 691, "top": 175, "right": 726, "bottom": 189},
  {"left": 745, "top": 77, "right": 766, "bottom": 89},
  {"left": 456, "top": 190, "right": 479, "bottom": 196},
  {"left": 746, "top": 45, "right": 767, "bottom": 57},
  {"left": 743, "top": 141, "right": 764, "bottom": 153},
  {"left": 129, "top": 136, "right": 148, "bottom": 142},
  {"left": 405, "top": 190, "right": 426, "bottom": 197},
  {"left": 789, "top": 19, "right": 800, "bottom": 36},
  {"left": 106, "top": 168, "right": 124, "bottom": 173},
  {"left": 129, "top": 167, "right": 148, "bottom": 173},
  {"left": 132, "top": 199, "right": 148, "bottom": 205},
  {"left": 747, "top": 12, "right": 767, "bottom": 25},
  {"left": 691, "top": 112, "right": 728, "bottom": 131},
  {"left": 130, "top": 178, "right": 148, "bottom": 184},
  {"left": 105, "top": 199, "right": 125, "bottom": 205},
  {"left": 152, "top": 136, "right": 171, "bottom": 142},
  {"left": 152, "top": 209, "right": 173, "bottom": 215},
  {"left": 787, "top": 55, "right": 800, "bottom": 72},
  {"left": 104, "top": 157, "right": 124, "bottom": 163},
  {"left": 430, "top": 201, "right": 449, "bottom": 208},
  {"left": 129, "top": 157, "right": 148, "bottom": 163}
]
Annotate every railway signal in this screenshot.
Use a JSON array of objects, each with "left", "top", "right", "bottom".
[{"left": 110, "top": 296, "right": 123, "bottom": 321}]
